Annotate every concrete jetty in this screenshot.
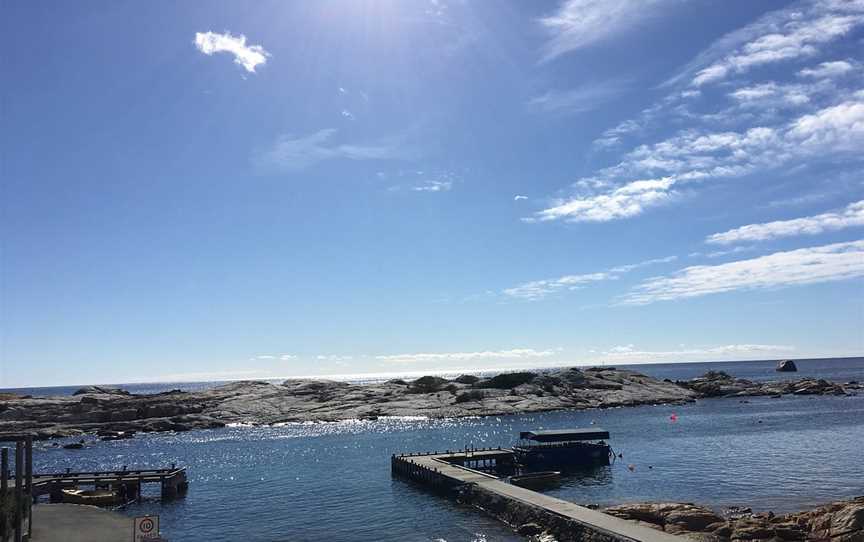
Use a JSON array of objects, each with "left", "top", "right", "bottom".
[{"left": 392, "top": 449, "right": 683, "bottom": 542}]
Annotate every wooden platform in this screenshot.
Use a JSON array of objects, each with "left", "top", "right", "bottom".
[
  {"left": 29, "top": 466, "right": 188, "bottom": 502},
  {"left": 392, "top": 449, "right": 682, "bottom": 542}
]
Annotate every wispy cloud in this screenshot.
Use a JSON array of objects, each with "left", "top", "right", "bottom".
[
  {"left": 514, "top": 195, "right": 528, "bottom": 201},
  {"left": 600, "top": 343, "right": 795, "bottom": 362},
  {"left": 384, "top": 170, "right": 459, "bottom": 193},
  {"left": 707, "top": 200, "right": 864, "bottom": 244},
  {"left": 531, "top": 94, "right": 864, "bottom": 223},
  {"left": 689, "top": 245, "right": 756, "bottom": 259},
  {"left": 531, "top": 177, "right": 677, "bottom": 223},
  {"left": 375, "top": 348, "right": 556, "bottom": 364},
  {"left": 619, "top": 240, "right": 864, "bottom": 305},
  {"left": 529, "top": 80, "right": 630, "bottom": 114},
  {"left": 504, "top": 256, "right": 676, "bottom": 301},
  {"left": 681, "top": 1, "right": 864, "bottom": 87},
  {"left": 250, "top": 353, "right": 297, "bottom": 361},
  {"left": 253, "top": 129, "right": 408, "bottom": 172},
  {"left": 593, "top": 119, "right": 642, "bottom": 149},
  {"left": 412, "top": 180, "right": 452, "bottom": 192},
  {"left": 538, "top": 0, "right": 672, "bottom": 62},
  {"left": 729, "top": 82, "right": 811, "bottom": 108},
  {"left": 798, "top": 60, "right": 855, "bottom": 78},
  {"left": 194, "top": 31, "right": 270, "bottom": 73}
]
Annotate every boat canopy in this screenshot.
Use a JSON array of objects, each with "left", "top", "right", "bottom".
[{"left": 519, "top": 428, "right": 610, "bottom": 442}]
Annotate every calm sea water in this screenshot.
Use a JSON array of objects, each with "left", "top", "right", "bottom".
[{"left": 15, "top": 358, "right": 864, "bottom": 541}]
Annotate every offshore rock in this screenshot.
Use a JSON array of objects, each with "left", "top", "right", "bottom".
[
  {"left": 775, "top": 360, "right": 797, "bottom": 372},
  {"left": 678, "top": 371, "right": 847, "bottom": 398}
]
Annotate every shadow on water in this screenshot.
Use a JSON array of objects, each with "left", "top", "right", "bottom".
[{"left": 557, "top": 464, "right": 615, "bottom": 488}]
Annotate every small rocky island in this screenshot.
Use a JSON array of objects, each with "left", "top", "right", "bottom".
[
  {"left": 776, "top": 359, "right": 798, "bottom": 372},
  {"left": 0, "top": 368, "right": 857, "bottom": 440}
]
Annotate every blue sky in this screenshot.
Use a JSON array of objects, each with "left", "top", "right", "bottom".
[{"left": 2, "top": 0, "right": 863, "bottom": 387}]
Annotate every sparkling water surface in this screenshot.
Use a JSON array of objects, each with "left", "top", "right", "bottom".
[{"left": 20, "top": 358, "right": 864, "bottom": 541}]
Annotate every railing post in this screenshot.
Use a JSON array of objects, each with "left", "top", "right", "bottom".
[
  {"left": 14, "top": 441, "right": 23, "bottom": 542},
  {"left": 25, "top": 437, "right": 32, "bottom": 539},
  {"left": 2, "top": 447, "right": 8, "bottom": 542}
]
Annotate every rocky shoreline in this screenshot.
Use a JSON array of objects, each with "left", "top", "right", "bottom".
[
  {"left": 0, "top": 367, "right": 859, "bottom": 440},
  {"left": 601, "top": 497, "right": 864, "bottom": 542}
]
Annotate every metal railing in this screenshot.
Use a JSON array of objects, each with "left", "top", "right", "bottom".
[{"left": 0, "top": 435, "right": 33, "bottom": 542}]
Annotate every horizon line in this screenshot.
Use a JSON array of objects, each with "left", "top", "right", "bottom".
[{"left": 2, "top": 355, "right": 861, "bottom": 391}]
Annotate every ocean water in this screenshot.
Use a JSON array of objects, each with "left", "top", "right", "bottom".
[{"left": 15, "top": 358, "right": 864, "bottom": 541}]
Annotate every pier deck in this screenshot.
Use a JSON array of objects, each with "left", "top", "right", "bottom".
[
  {"left": 392, "top": 449, "right": 682, "bottom": 542},
  {"left": 27, "top": 466, "right": 188, "bottom": 501}
]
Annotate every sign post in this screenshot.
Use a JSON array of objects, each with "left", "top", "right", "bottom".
[{"left": 133, "top": 515, "right": 160, "bottom": 541}]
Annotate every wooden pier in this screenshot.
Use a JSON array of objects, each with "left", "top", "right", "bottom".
[
  {"left": 30, "top": 466, "right": 188, "bottom": 503},
  {"left": 392, "top": 449, "right": 683, "bottom": 542}
]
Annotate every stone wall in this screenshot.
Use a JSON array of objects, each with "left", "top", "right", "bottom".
[{"left": 458, "top": 483, "right": 640, "bottom": 542}]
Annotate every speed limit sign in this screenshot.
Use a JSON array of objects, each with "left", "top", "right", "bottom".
[{"left": 133, "top": 515, "right": 160, "bottom": 541}]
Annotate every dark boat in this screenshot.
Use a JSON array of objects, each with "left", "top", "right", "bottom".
[{"left": 513, "top": 428, "right": 611, "bottom": 467}]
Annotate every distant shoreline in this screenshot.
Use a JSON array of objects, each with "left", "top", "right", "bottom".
[
  {"left": 3, "top": 355, "right": 862, "bottom": 394},
  {"left": 0, "top": 365, "right": 859, "bottom": 440}
]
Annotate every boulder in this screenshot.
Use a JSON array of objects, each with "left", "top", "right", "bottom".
[
  {"left": 776, "top": 360, "right": 798, "bottom": 372},
  {"left": 72, "top": 386, "right": 130, "bottom": 396},
  {"left": 453, "top": 374, "right": 480, "bottom": 385},
  {"left": 479, "top": 372, "right": 537, "bottom": 389},
  {"left": 408, "top": 376, "right": 449, "bottom": 394},
  {"left": 516, "top": 522, "right": 544, "bottom": 536}
]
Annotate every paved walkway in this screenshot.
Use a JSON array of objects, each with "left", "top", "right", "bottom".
[
  {"left": 405, "top": 452, "right": 682, "bottom": 542},
  {"left": 30, "top": 504, "right": 131, "bottom": 542}
]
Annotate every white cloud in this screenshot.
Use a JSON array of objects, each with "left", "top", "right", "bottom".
[
  {"left": 514, "top": 195, "right": 528, "bottom": 201},
  {"left": 729, "top": 82, "right": 811, "bottom": 108},
  {"left": 689, "top": 5, "right": 864, "bottom": 87},
  {"left": 195, "top": 31, "right": 270, "bottom": 73},
  {"left": 787, "top": 99, "right": 864, "bottom": 151},
  {"left": 252, "top": 353, "right": 297, "bottom": 361},
  {"left": 707, "top": 200, "right": 864, "bottom": 244},
  {"left": 503, "top": 255, "right": 676, "bottom": 301},
  {"left": 529, "top": 80, "right": 630, "bottom": 114},
  {"left": 375, "top": 348, "right": 555, "bottom": 364},
  {"left": 690, "top": 245, "right": 756, "bottom": 259},
  {"left": 253, "top": 129, "right": 406, "bottom": 172},
  {"left": 600, "top": 343, "right": 795, "bottom": 362},
  {"left": 619, "top": 240, "right": 864, "bottom": 305},
  {"left": 593, "top": 119, "right": 643, "bottom": 149},
  {"left": 798, "top": 60, "right": 855, "bottom": 78},
  {"left": 538, "top": 0, "right": 671, "bottom": 62},
  {"left": 532, "top": 177, "right": 677, "bottom": 223},
  {"left": 412, "top": 180, "right": 452, "bottom": 192},
  {"left": 316, "top": 355, "right": 354, "bottom": 362},
  {"left": 531, "top": 95, "right": 864, "bottom": 223}
]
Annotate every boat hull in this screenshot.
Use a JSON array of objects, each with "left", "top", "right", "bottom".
[{"left": 513, "top": 442, "right": 611, "bottom": 467}]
